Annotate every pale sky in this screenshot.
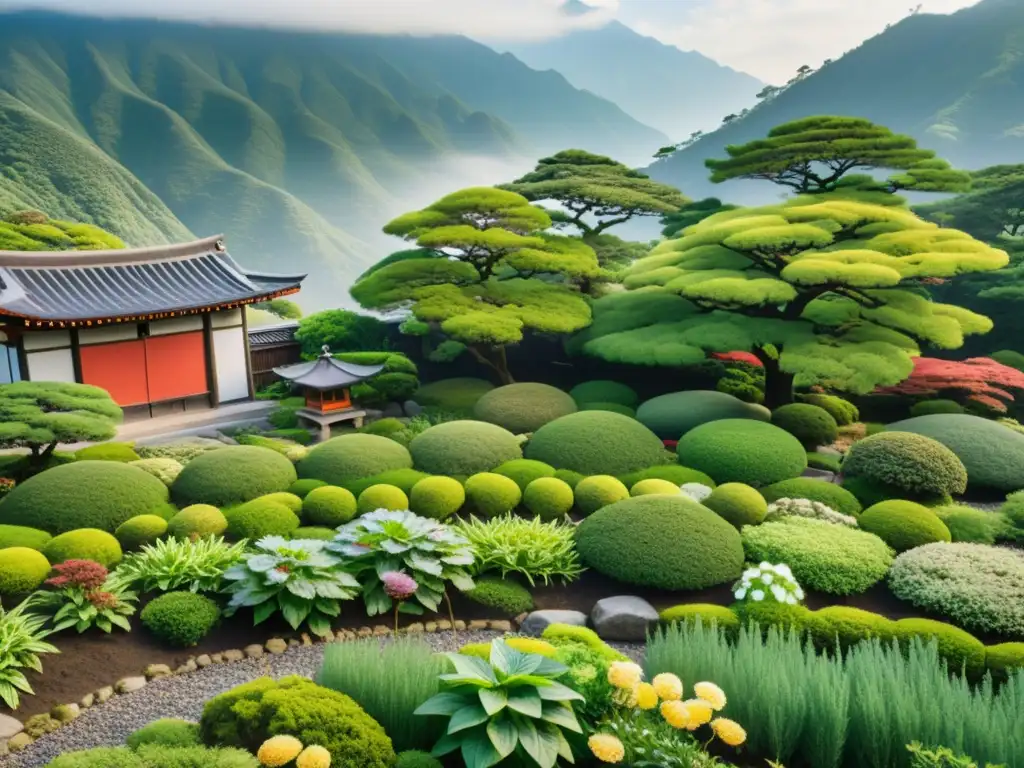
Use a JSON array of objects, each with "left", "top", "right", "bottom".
[{"left": 0, "top": 0, "right": 984, "bottom": 83}]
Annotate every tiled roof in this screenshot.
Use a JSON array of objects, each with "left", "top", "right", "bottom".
[{"left": 248, "top": 321, "right": 300, "bottom": 347}]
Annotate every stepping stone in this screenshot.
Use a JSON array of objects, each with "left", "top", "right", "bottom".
[
  {"left": 591, "top": 596, "right": 659, "bottom": 641},
  {"left": 520, "top": 610, "right": 588, "bottom": 637},
  {"left": 0, "top": 715, "right": 23, "bottom": 740}
]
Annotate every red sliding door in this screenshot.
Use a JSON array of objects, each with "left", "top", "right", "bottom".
[{"left": 80, "top": 332, "right": 208, "bottom": 407}]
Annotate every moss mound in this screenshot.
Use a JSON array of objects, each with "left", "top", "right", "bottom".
[
  {"left": 415, "top": 378, "right": 495, "bottom": 412},
  {"left": 760, "top": 478, "right": 862, "bottom": 517},
  {"left": 463, "top": 473, "right": 522, "bottom": 517},
  {"left": 858, "top": 500, "right": 952, "bottom": 552},
  {"left": 357, "top": 484, "right": 410, "bottom": 515},
  {"left": 287, "top": 479, "right": 327, "bottom": 498},
  {"left": 0, "top": 547, "right": 50, "bottom": 596},
  {"left": 842, "top": 431, "right": 967, "bottom": 498},
  {"left": 629, "top": 478, "right": 682, "bottom": 497},
  {"left": 0, "top": 461, "right": 170, "bottom": 535},
  {"left": 297, "top": 434, "right": 413, "bottom": 487},
  {"left": 292, "top": 526, "right": 337, "bottom": 541},
  {"left": 0, "top": 524, "right": 51, "bottom": 550},
  {"left": 172, "top": 447, "right": 297, "bottom": 508},
  {"left": 798, "top": 394, "right": 859, "bottom": 426},
  {"left": 409, "top": 476, "right": 465, "bottom": 520},
  {"left": 465, "top": 578, "right": 534, "bottom": 615},
  {"left": 574, "top": 475, "right": 630, "bottom": 516},
  {"left": 703, "top": 483, "right": 767, "bottom": 528},
  {"left": 493, "top": 459, "right": 557, "bottom": 492},
  {"left": 525, "top": 411, "right": 668, "bottom": 476},
  {"left": 302, "top": 486, "right": 357, "bottom": 527},
  {"left": 75, "top": 442, "right": 140, "bottom": 463},
  {"left": 636, "top": 390, "right": 770, "bottom": 440},
  {"left": 522, "top": 477, "right": 574, "bottom": 521},
  {"left": 409, "top": 421, "right": 522, "bottom": 476},
  {"left": 579, "top": 402, "right": 636, "bottom": 417},
  {"left": 618, "top": 464, "right": 716, "bottom": 489},
  {"left": 809, "top": 606, "right": 895, "bottom": 650},
  {"left": 676, "top": 420, "right": 807, "bottom": 487},
  {"left": 115, "top": 515, "right": 169, "bottom": 550},
  {"left": 167, "top": 505, "right": 228, "bottom": 539},
  {"left": 344, "top": 469, "right": 430, "bottom": 498},
  {"left": 224, "top": 500, "right": 299, "bottom": 541},
  {"left": 576, "top": 495, "right": 744, "bottom": 590},
  {"left": 910, "top": 399, "right": 965, "bottom": 417},
  {"left": 891, "top": 618, "right": 987, "bottom": 678},
  {"left": 659, "top": 604, "right": 740, "bottom": 636},
  {"left": 569, "top": 380, "right": 639, "bottom": 408},
  {"left": 473, "top": 382, "right": 577, "bottom": 434},
  {"left": 42, "top": 528, "right": 122, "bottom": 567},
  {"left": 770, "top": 403, "right": 838, "bottom": 449}
]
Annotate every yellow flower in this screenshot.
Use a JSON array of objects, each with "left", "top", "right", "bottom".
[
  {"left": 652, "top": 672, "right": 683, "bottom": 701},
  {"left": 694, "top": 681, "right": 727, "bottom": 711},
  {"left": 589, "top": 733, "right": 626, "bottom": 764},
  {"left": 257, "top": 735, "right": 303, "bottom": 767},
  {"left": 711, "top": 717, "right": 748, "bottom": 747},
  {"left": 607, "top": 661, "right": 644, "bottom": 690},
  {"left": 635, "top": 682, "right": 658, "bottom": 710},
  {"left": 296, "top": 745, "right": 331, "bottom": 768},
  {"left": 681, "top": 698, "right": 714, "bottom": 729},
  {"left": 612, "top": 685, "right": 638, "bottom": 709},
  {"left": 660, "top": 700, "right": 689, "bottom": 729}
]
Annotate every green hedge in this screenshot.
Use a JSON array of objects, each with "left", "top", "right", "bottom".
[
  {"left": 525, "top": 411, "right": 668, "bottom": 476},
  {"left": 298, "top": 434, "right": 413, "bottom": 486},
  {"left": 676, "top": 420, "right": 807, "bottom": 487},
  {"left": 659, "top": 604, "right": 740, "bottom": 637},
  {"left": 465, "top": 578, "right": 534, "bottom": 614},
  {"left": 891, "top": 618, "right": 987, "bottom": 678},
  {"left": 809, "top": 606, "right": 895, "bottom": 650},
  {"left": 141, "top": 591, "right": 221, "bottom": 647},
  {"left": 842, "top": 431, "right": 967, "bottom": 498},
  {"left": 933, "top": 505, "right": 1007, "bottom": 544},
  {"left": 636, "top": 390, "right": 770, "bottom": 440},
  {"left": 858, "top": 500, "right": 952, "bottom": 552},
  {"left": 409, "top": 421, "right": 521, "bottom": 476},
  {"left": 473, "top": 383, "right": 577, "bottom": 434},
  {"left": 172, "top": 447, "right": 297, "bottom": 508},
  {"left": 759, "top": 478, "right": 862, "bottom": 517},
  {"left": 770, "top": 403, "right": 838, "bottom": 449}
]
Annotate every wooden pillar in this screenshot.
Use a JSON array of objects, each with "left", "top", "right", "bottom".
[
  {"left": 69, "top": 328, "right": 83, "bottom": 383},
  {"left": 203, "top": 313, "right": 220, "bottom": 407},
  {"left": 241, "top": 307, "right": 255, "bottom": 400}
]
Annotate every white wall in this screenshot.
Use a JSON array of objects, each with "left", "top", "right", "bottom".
[
  {"left": 212, "top": 326, "right": 249, "bottom": 402},
  {"left": 150, "top": 316, "right": 203, "bottom": 336},
  {"left": 22, "top": 330, "right": 71, "bottom": 351},
  {"left": 79, "top": 325, "right": 138, "bottom": 345},
  {"left": 26, "top": 348, "right": 75, "bottom": 383},
  {"left": 211, "top": 309, "right": 243, "bottom": 329}
]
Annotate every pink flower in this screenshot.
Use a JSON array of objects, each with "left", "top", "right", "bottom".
[
  {"left": 381, "top": 571, "right": 418, "bottom": 600},
  {"left": 46, "top": 560, "right": 108, "bottom": 591}
]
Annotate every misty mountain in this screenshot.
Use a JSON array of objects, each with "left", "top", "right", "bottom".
[
  {"left": 503, "top": 16, "right": 764, "bottom": 140},
  {"left": 0, "top": 12, "right": 665, "bottom": 308},
  {"left": 645, "top": 0, "right": 1024, "bottom": 205}
]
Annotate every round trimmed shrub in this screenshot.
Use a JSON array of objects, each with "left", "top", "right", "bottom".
[
  {"left": 891, "top": 618, "right": 987, "bottom": 678},
  {"left": 415, "top": 377, "right": 494, "bottom": 411},
  {"left": 676, "top": 420, "right": 807, "bottom": 487},
  {"left": 886, "top": 414, "right": 1024, "bottom": 492},
  {"left": 292, "top": 526, "right": 337, "bottom": 540},
  {"left": 396, "top": 751, "right": 444, "bottom": 768},
  {"left": 933, "top": 505, "right": 1006, "bottom": 544},
  {"left": 141, "top": 591, "right": 221, "bottom": 647},
  {"left": 636, "top": 390, "right": 770, "bottom": 440},
  {"left": 409, "top": 476, "right": 465, "bottom": 520},
  {"left": 345, "top": 469, "right": 431, "bottom": 498},
  {"left": 798, "top": 394, "right": 859, "bottom": 426},
  {"left": 0, "top": 524, "right": 51, "bottom": 550},
  {"left": 129, "top": 457, "right": 183, "bottom": 486},
  {"left": 42, "top": 529, "right": 122, "bottom": 567},
  {"left": 734, "top": 601, "right": 817, "bottom": 636},
  {"left": 493, "top": 459, "right": 556, "bottom": 492},
  {"left": 910, "top": 399, "right": 965, "bottom": 417},
  {"left": 522, "top": 477, "right": 574, "bottom": 521},
  {"left": 1002, "top": 491, "right": 1024, "bottom": 528},
  {"left": 629, "top": 478, "right": 682, "bottom": 497},
  {"left": 115, "top": 515, "right": 168, "bottom": 550},
  {"left": 525, "top": 411, "right": 668, "bottom": 476},
  {"left": 463, "top": 473, "right": 522, "bottom": 517},
  {"left": 809, "top": 606, "right": 895, "bottom": 650},
  {"left": 224, "top": 500, "right": 299, "bottom": 541},
  {"left": 409, "top": 421, "right": 521, "bottom": 476},
  {"left": 659, "top": 604, "right": 740, "bottom": 637},
  {"left": 771, "top": 403, "right": 838, "bottom": 449},
  {"left": 42, "top": 747, "right": 144, "bottom": 767},
  {"left": 760, "top": 478, "right": 862, "bottom": 517},
  {"left": 126, "top": 719, "right": 201, "bottom": 749},
  {"left": 888, "top": 543, "right": 1024, "bottom": 637},
  {"left": 742, "top": 517, "right": 894, "bottom": 595},
  {"left": 842, "top": 431, "right": 967, "bottom": 498},
  {"left": 858, "top": 500, "right": 951, "bottom": 552},
  {"left": 579, "top": 402, "right": 636, "bottom": 417},
  {"left": 569, "top": 380, "right": 638, "bottom": 408},
  {"left": 0, "top": 461, "right": 170, "bottom": 535},
  {"left": 287, "top": 479, "right": 327, "bottom": 498},
  {"left": 574, "top": 475, "right": 630, "bottom": 516},
  {"left": 357, "top": 484, "right": 409, "bottom": 515},
  {"left": 0, "top": 547, "right": 50, "bottom": 595},
  {"left": 200, "top": 676, "right": 396, "bottom": 768},
  {"left": 465, "top": 577, "right": 534, "bottom": 614},
  {"left": 576, "top": 495, "right": 744, "bottom": 590},
  {"left": 172, "top": 447, "right": 297, "bottom": 508},
  {"left": 986, "top": 642, "right": 1024, "bottom": 681},
  {"left": 298, "top": 434, "right": 413, "bottom": 486},
  {"left": 703, "top": 483, "right": 767, "bottom": 528},
  {"left": 618, "top": 464, "right": 716, "bottom": 489},
  {"left": 473, "top": 383, "right": 577, "bottom": 434},
  {"left": 839, "top": 475, "right": 907, "bottom": 508},
  {"left": 254, "top": 492, "right": 303, "bottom": 514},
  {"left": 167, "top": 505, "right": 228, "bottom": 539},
  {"left": 75, "top": 442, "right": 140, "bottom": 463},
  {"left": 302, "top": 486, "right": 357, "bottom": 527},
  {"left": 553, "top": 469, "right": 585, "bottom": 489}
]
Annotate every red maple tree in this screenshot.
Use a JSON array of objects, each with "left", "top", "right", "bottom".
[
  {"left": 876, "top": 357, "right": 1024, "bottom": 412},
  {"left": 711, "top": 351, "right": 763, "bottom": 367}
]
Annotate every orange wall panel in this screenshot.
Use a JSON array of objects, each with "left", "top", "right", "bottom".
[
  {"left": 79, "top": 340, "right": 149, "bottom": 407},
  {"left": 145, "top": 332, "right": 208, "bottom": 402}
]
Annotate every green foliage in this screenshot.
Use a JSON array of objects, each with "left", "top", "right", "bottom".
[
  {"left": 907, "top": 742, "right": 1006, "bottom": 768},
  {"left": 659, "top": 604, "right": 741, "bottom": 637},
  {"left": 844, "top": 432, "right": 969, "bottom": 502},
  {"left": 126, "top": 720, "right": 201, "bottom": 749},
  {"left": 346, "top": 469, "right": 431, "bottom": 498},
  {"left": 1001, "top": 491, "right": 1024, "bottom": 529},
  {"left": 576, "top": 495, "right": 743, "bottom": 589},
  {"left": 888, "top": 543, "right": 1024, "bottom": 638},
  {"left": 636, "top": 390, "right": 770, "bottom": 440},
  {"left": 742, "top": 517, "right": 894, "bottom": 595},
  {"left": 409, "top": 421, "right": 522, "bottom": 476},
  {"left": 0, "top": 460, "right": 170, "bottom": 534},
  {"left": 415, "top": 378, "right": 494, "bottom": 412},
  {"left": 252, "top": 298, "right": 302, "bottom": 321},
  {"left": 130, "top": 458, "right": 184, "bottom": 487},
  {"left": 760, "top": 477, "right": 862, "bottom": 517},
  {"left": 703, "top": 482, "right": 767, "bottom": 528},
  {"left": 463, "top": 473, "right": 522, "bottom": 518},
  {"left": 409, "top": 476, "right": 465, "bottom": 521},
  {"left": 771, "top": 403, "right": 838, "bottom": 448},
  {"left": 661, "top": 198, "right": 740, "bottom": 238},
  {"left": 298, "top": 434, "right": 414, "bottom": 486},
  {"left": 288, "top": 478, "right": 327, "bottom": 498},
  {"left": 617, "top": 464, "right": 716, "bottom": 489},
  {"left": 933, "top": 505, "right": 1007, "bottom": 544},
  {"left": 294, "top": 309, "right": 391, "bottom": 356},
  {"left": 234, "top": 434, "right": 307, "bottom": 463},
  {"left": 911, "top": 399, "right": 966, "bottom": 416},
  {"left": 0, "top": 524, "right": 51, "bottom": 550},
  {"left": 171, "top": 447, "right": 297, "bottom": 508},
  {"left": 166, "top": 505, "right": 228, "bottom": 539},
  {"left": 891, "top": 619, "right": 987, "bottom": 678},
  {"left": 806, "top": 451, "right": 841, "bottom": 472},
  {"left": 44, "top": 745, "right": 260, "bottom": 767},
  {"left": 200, "top": 676, "right": 395, "bottom": 768},
  {"left": 573, "top": 475, "right": 630, "bottom": 515},
  {"left": 455, "top": 515, "right": 583, "bottom": 587},
  {"left": 140, "top": 591, "right": 221, "bottom": 647},
  {"left": 858, "top": 500, "right": 952, "bottom": 552},
  {"left": 677, "top": 419, "right": 807, "bottom": 486},
  {"left": 0, "top": 382, "right": 122, "bottom": 458},
  {"left": 473, "top": 383, "right": 577, "bottom": 434},
  {"left": 224, "top": 499, "right": 300, "bottom": 541},
  {"left": 541, "top": 623, "right": 626, "bottom": 662},
  {"left": 42, "top": 528, "right": 122, "bottom": 567},
  {"left": 525, "top": 410, "right": 668, "bottom": 476},
  {"left": 734, "top": 600, "right": 818, "bottom": 636},
  {"left": 553, "top": 469, "right": 585, "bottom": 489},
  {"left": 985, "top": 643, "right": 1024, "bottom": 683},
  {"left": 810, "top": 606, "right": 895, "bottom": 650},
  {"left": 0, "top": 546, "right": 50, "bottom": 596},
  {"left": 343, "top": 352, "right": 420, "bottom": 407},
  {"left": 115, "top": 515, "right": 169, "bottom": 551},
  {"left": 465, "top": 578, "right": 534, "bottom": 615},
  {"left": 317, "top": 638, "right": 447, "bottom": 753},
  {"left": 358, "top": 484, "right": 410, "bottom": 515},
  {"left": 568, "top": 380, "right": 638, "bottom": 408},
  {"left": 301, "top": 486, "right": 357, "bottom": 527},
  {"left": 396, "top": 752, "right": 443, "bottom": 768},
  {"left": 522, "top": 477, "right": 574, "bottom": 521},
  {"left": 492, "top": 459, "right": 556, "bottom": 492},
  {"left": 75, "top": 442, "right": 140, "bottom": 462},
  {"left": 886, "top": 414, "right": 1024, "bottom": 492},
  {"left": 111, "top": 536, "right": 246, "bottom": 594},
  {"left": 992, "top": 350, "right": 1024, "bottom": 372},
  {"left": 629, "top": 478, "right": 682, "bottom": 497},
  {"left": 798, "top": 394, "right": 859, "bottom": 425}
]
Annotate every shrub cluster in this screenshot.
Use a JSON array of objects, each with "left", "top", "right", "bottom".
[
  {"left": 465, "top": 577, "right": 534, "bottom": 614},
  {"left": 676, "top": 419, "right": 807, "bottom": 487},
  {"left": 797, "top": 394, "right": 859, "bottom": 426},
  {"left": 129, "top": 458, "right": 184, "bottom": 486},
  {"left": 473, "top": 382, "right": 577, "bottom": 434},
  {"left": 759, "top": 478, "right": 862, "bottom": 517},
  {"left": 765, "top": 498, "right": 858, "bottom": 528},
  {"left": 933, "top": 505, "right": 1007, "bottom": 544},
  {"left": 298, "top": 434, "right": 414, "bottom": 486}
]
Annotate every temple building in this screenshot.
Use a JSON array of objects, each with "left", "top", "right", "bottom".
[{"left": 0, "top": 235, "right": 305, "bottom": 418}]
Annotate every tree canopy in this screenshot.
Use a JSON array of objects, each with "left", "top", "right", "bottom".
[
  {"left": 875, "top": 356, "right": 1024, "bottom": 412},
  {"left": 704, "top": 116, "right": 971, "bottom": 196},
  {"left": 0, "top": 211, "right": 125, "bottom": 251},
  {"left": 916, "top": 164, "right": 1024, "bottom": 241},
  {"left": 252, "top": 298, "right": 303, "bottom": 320},
  {"left": 351, "top": 187, "right": 597, "bottom": 383},
  {"left": 570, "top": 196, "right": 1008, "bottom": 406},
  {"left": 294, "top": 309, "right": 391, "bottom": 357},
  {"left": 500, "top": 150, "right": 688, "bottom": 237},
  {"left": 661, "top": 198, "right": 739, "bottom": 238}
]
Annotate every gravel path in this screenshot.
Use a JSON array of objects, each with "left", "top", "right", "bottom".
[{"left": 5, "top": 632, "right": 644, "bottom": 767}]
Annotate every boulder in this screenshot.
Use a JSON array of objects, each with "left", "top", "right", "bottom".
[
  {"left": 115, "top": 676, "right": 147, "bottom": 694},
  {"left": 591, "top": 596, "right": 660, "bottom": 641},
  {"left": 801, "top": 468, "right": 836, "bottom": 481},
  {"left": 244, "top": 644, "right": 264, "bottom": 659},
  {"left": 520, "top": 610, "right": 588, "bottom": 637},
  {"left": 0, "top": 715, "right": 23, "bottom": 740},
  {"left": 144, "top": 663, "right": 172, "bottom": 679},
  {"left": 265, "top": 638, "right": 288, "bottom": 654},
  {"left": 404, "top": 400, "right": 423, "bottom": 417}
]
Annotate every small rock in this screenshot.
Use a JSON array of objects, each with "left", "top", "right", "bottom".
[
  {"left": 115, "top": 676, "right": 148, "bottom": 694},
  {"left": 175, "top": 659, "right": 197, "bottom": 675},
  {"left": 514, "top": 612, "right": 529, "bottom": 627},
  {"left": 468, "top": 620, "right": 489, "bottom": 631},
  {"left": 373, "top": 625, "right": 391, "bottom": 636},
  {"left": 145, "top": 663, "right": 173, "bottom": 679},
  {"left": 95, "top": 686, "right": 114, "bottom": 704},
  {"left": 801, "top": 468, "right": 835, "bottom": 481},
  {"left": 405, "top": 622, "right": 425, "bottom": 634},
  {"left": 223, "top": 649, "right": 245, "bottom": 662},
  {"left": 489, "top": 620, "right": 513, "bottom": 632},
  {"left": 244, "top": 644, "right": 264, "bottom": 659},
  {"left": 520, "top": 610, "right": 588, "bottom": 637},
  {"left": 7, "top": 733, "right": 32, "bottom": 752},
  {"left": 436, "top": 619, "right": 452, "bottom": 630},
  {"left": 381, "top": 402, "right": 404, "bottom": 418},
  {"left": 424, "top": 621, "right": 438, "bottom": 633},
  {"left": 24, "top": 715, "right": 59, "bottom": 737},
  {"left": 591, "top": 596, "right": 660, "bottom": 642},
  {"left": 211, "top": 653, "right": 225, "bottom": 663},
  {"left": 0, "top": 738, "right": 8, "bottom": 757},
  {"left": 79, "top": 693, "right": 95, "bottom": 709},
  {"left": 50, "top": 703, "right": 80, "bottom": 723},
  {"left": 288, "top": 638, "right": 300, "bottom": 648},
  {"left": 454, "top": 620, "right": 467, "bottom": 631},
  {"left": 403, "top": 400, "right": 423, "bottom": 417},
  {"left": 265, "top": 638, "right": 288, "bottom": 654},
  {"left": 301, "top": 633, "right": 313, "bottom": 646},
  {"left": 0, "top": 715, "right": 23, "bottom": 739},
  {"left": 357, "top": 627, "right": 373, "bottom": 638},
  {"left": 195, "top": 654, "right": 213, "bottom": 668}
]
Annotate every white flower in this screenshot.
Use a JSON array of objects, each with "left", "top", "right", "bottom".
[
  {"left": 770, "top": 584, "right": 787, "bottom": 602},
  {"left": 794, "top": 587, "right": 805, "bottom": 600},
  {"left": 743, "top": 568, "right": 760, "bottom": 579},
  {"left": 774, "top": 564, "right": 793, "bottom": 578},
  {"left": 751, "top": 589, "right": 765, "bottom": 602},
  {"left": 735, "top": 588, "right": 747, "bottom": 600},
  {"left": 759, "top": 562, "right": 772, "bottom": 570},
  {"left": 762, "top": 572, "right": 774, "bottom": 584}
]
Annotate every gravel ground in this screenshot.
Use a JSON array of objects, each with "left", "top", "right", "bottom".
[{"left": 5, "top": 632, "right": 644, "bottom": 767}]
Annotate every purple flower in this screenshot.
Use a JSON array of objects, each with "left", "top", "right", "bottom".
[{"left": 381, "top": 571, "right": 418, "bottom": 600}]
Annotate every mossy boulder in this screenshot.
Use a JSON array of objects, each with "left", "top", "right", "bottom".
[
  {"left": 473, "top": 383, "right": 577, "bottom": 434},
  {"left": 298, "top": 434, "right": 413, "bottom": 487},
  {"left": 636, "top": 390, "right": 770, "bottom": 440}
]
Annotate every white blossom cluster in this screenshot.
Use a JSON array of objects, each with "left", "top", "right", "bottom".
[
  {"left": 765, "top": 497, "right": 858, "bottom": 528},
  {"left": 733, "top": 561, "right": 804, "bottom": 605},
  {"left": 680, "top": 482, "right": 713, "bottom": 502}
]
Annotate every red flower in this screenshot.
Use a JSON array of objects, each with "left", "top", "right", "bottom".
[
  {"left": 711, "top": 351, "right": 763, "bottom": 368},
  {"left": 85, "top": 591, "right": 119, "bottom": 610},
  {"left": 875, "top": 357, "right": 1024, "bottom": 412},
  {"left": 45, "top": 560, "right": 108, "bottom": 591}
]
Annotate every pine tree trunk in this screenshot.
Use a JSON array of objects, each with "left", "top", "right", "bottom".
[
  {"left": 761, "top": 356, "right": 795, "bottom": 409},
  {"left": 467, "top": 345, "right": 515, "bottom": 385}
]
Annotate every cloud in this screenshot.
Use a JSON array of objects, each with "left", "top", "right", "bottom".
[
  {"left": 2, "top": 0, "right": 618, "bottom": 40},
  {"left": 626, "top": 0, "right": 981, "bottom": 82}
]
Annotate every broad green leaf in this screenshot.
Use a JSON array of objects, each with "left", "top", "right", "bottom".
[
  {"left": 444, "top": 652, "right": 498, "bottom": 684},
  {"left": 531, "top": 656, "right": 569, "bottom": 678},
  {"left": 279, "top": 596, "right": 311, "bottom": 629},
  {"left": 478, "top": 687, "right": 508, "bottom": 716},
  {"left": 533, "top": 722, "right": 565, "bottom": 768},
  {"left": 555, "top": 728, "right": 575, "bottom": 763},
  {"left": 537, "top": 681, "right": 585, "bottom": 702},
  {"left": 253, "top": 600, "right": 278, "bottom": 625},
  {"left": 507, "top": 687, "right": 543, "bottom": 718},
  {"left": 540, "top": 701, "right": 582, "bottom": 734},
  {"left": 415, "top": 691, "right": 471, "bottom": 716},
  {"left": 447, "top": 703, "right": 490, "bottom": 734},
  {"left": 486, "top": 714, "right": 518, "bottom": 759},
  {"left": 460, "top": 728, "right": 502, "bottom": 768},
  {"left": 430, "top": 731, "right": 462, "bottom": 757}
]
